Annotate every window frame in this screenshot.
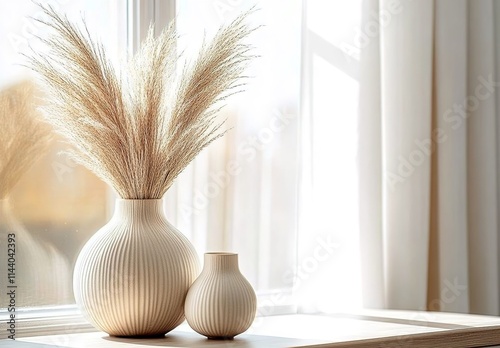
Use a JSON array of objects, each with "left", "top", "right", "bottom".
[{"left": 4, "top": 0, "right": 304, "bottom": 337}]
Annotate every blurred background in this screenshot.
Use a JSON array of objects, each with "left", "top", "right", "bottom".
[
  {"left": 1, "top": 0, "right": 500, "bottom": 319},
  {"left": 0, "top": 0, "right": 302, "bottom": 311}
]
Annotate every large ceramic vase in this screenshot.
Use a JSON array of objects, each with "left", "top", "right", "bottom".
[
  {"left": 184, "top": 252, "right": 256, "bottom": 339},
  {"left": 73, "top": 199, "right": 200, "bottom": 337}
]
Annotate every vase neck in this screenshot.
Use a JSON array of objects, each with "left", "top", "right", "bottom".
[
  {"left": 113, "top": 199, "right": 165, "bottom": 221},
  {"left": 203, "top": 253, "right": 239, "bottom": 272}
]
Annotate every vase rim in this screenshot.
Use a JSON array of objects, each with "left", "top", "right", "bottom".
[
  {"left": 205, "top": 252, "right": 237, "bottom": 256},
  {"left": 116, "top": 198, "right": 163, "bottom": 201}
]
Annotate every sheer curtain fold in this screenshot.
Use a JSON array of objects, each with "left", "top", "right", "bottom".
[
  {"left": 165, "top": 1, "right": 302, "bottom": 300},
  {"left": 359, "top": 0, "right": 500, "bottom": 315},
  {"left": 380, "top": 0, "right": 434, "bottom": 310},
  {"left": 431, "top": 0, "right": 469, "bottom": 314},
  {"left": 466, "top": 0, "right": 499, "bottom": 315},
  {"left": 358, "top": 0, "right": 384, "bottom": 309}
]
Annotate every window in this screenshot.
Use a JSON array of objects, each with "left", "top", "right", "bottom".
[
  {"left": 171, "top": 0, "right": 301, "bottom": 314},
  {"left": 0, "top": 0, "right": 126, "bottom": 309},
  {"left": 1, "top": 0, "right": 364, "bottom": 337},
  {"left": 298, "top": 0, "right": 362, "bottom": 313}
]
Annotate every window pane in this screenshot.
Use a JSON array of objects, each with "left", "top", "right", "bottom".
[
  {"left": 0, "top": 0, "right": 126, "bottom": 307},
  {"left": 298, "top": 0, "right": 363, "bottom": 312},
  {"left": 172, "top": 0, "right": 302, "bottom": 305}
]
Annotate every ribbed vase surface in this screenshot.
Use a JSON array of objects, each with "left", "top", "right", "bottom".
[
  {"left": 73, "top": 199, "right": 200, "bottom": 337},
  {"left": 185, "top": 252, "right": 256, "bottom": 339}
]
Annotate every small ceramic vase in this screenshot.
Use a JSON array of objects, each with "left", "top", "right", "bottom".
[{"left": 184, "top": 252, "right": 257, "bottom": 339}]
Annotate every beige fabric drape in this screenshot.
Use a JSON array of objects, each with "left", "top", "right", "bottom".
[{"left": 359, "top": 0, "right": 500, "bottom": 315}]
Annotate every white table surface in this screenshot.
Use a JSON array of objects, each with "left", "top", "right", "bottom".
[{"left": 17, "top": 310, "right": 500, "bottom": 348}]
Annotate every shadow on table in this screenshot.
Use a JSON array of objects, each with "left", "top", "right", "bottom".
[{"left": 103, "top": 331, "right": 303, "bottom": 347}]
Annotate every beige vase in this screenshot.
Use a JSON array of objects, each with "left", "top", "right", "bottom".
[
  {"left": 184, "top": 252, "right": 257, "bottom": 339},
  {"left": 73, "top": 199, "right": 200, "bottom": 337}
]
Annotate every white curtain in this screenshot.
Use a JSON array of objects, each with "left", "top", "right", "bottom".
[
  {"left": 359, "top": 0, "right": 500, "bottom": 315},
  {"left": 164, "top": 0, "right": 302, "bottom": 301}
]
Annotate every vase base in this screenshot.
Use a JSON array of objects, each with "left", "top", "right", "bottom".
[
  {"left": 207, "top": 336, "right": 235, "bottom": 340},
  {"left": 109, "top": 333, "right": 167, "bottom": 339}
]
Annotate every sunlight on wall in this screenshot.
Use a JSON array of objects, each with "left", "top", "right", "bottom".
[{"left": 298, "top": 0, "right": 362, "bottom": 313}]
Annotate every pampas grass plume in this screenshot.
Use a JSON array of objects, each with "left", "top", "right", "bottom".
[{"left": 28, "top": 5, "right": 256, "bottom": 199}]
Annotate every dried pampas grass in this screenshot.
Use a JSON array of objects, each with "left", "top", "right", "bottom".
[
  {"left": 27, "top": 5, "right": 256, "bottom": 199},
  {"left": 0, "top": 81, "right": 52, "bottom": 199}
]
